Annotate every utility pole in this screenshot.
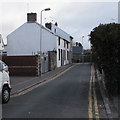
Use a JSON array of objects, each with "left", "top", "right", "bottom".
[{"left": 40, "top": 8, "right": 51, "bottom": 75}]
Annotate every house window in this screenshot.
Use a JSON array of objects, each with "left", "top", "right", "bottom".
[
  {"left": 54, "top": 29, "right": 56, "bottom": 33},
  {"left": 67, "top": 51, "right": 69, "bottom": 60},
  {"left": 58, "top": 49, "right": 60, "bottom": 60},
  {"left": 64, "top": 40, "right": 66, "bottom": 48},
  {"left": 58, "top": 37, "right": 60, "bottom": 46},
  {"left": 67, "top": 42, "right": 69, "bottom": 49}
]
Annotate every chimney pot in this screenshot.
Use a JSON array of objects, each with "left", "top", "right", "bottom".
[
  {"left": 55, "top": 22, "right": 58, "bottom": 26},
  {"left": 27, "top": 13, "right": 37, "bottom": 23},
  {"left": 45, "top": 23, "right": 52, "bottom": 30}
]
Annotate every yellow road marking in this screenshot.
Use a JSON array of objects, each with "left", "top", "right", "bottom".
[
  {"left": 11, "top": 64, "right": 76, "bottom": 98},
  {"left": 88, "top": 66, "right": 93, "bottom": 119},
  {"left": 88, "top": 65, "right": 100, "bottom": 120},
  {"left": 93, "top": 73, "right": 100, "bottom": 120},
  {"left": 11, "top": 63, "right": 100, "bottom": 119}
]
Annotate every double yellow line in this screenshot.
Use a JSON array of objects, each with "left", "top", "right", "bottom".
[
  {"left": 11, "top": 63, "right": 99, "bottom": 119},
  {"left": 88, "top": 65, "right": 100, "bottom": 120}
]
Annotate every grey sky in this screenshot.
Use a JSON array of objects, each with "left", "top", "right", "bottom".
[{"left": 0, "top": 0, "right": 118, "bottom": 49}]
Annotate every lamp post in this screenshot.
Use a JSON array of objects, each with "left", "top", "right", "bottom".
[
  {"left": 40, "top": 8, "right": 50, "bottom": 75},
  {"left": 82, "top": 36, "right": 84, "bottom": 63},
  {"left": 40, "top": 8, "right": 51, "bottom": 54}
]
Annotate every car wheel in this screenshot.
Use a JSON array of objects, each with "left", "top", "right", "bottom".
[{"left": 2, "top": 86, "right": 10, "bottom": 104}]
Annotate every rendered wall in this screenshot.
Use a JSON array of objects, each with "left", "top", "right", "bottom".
[{"left": 7, "top": 23, "right": 57, "bottom": 56}]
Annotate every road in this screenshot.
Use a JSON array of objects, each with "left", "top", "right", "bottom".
[{"left": 3, "top": 63, "right": 93, "bottom": 118}]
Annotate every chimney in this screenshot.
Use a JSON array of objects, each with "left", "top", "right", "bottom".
[
  {"left": 76, "top": 42, "right": 78, "bottom": 46},
  {"left": 45, "top": 23, "right": 52, "bottom": 30},
  {"left": 79, "top": 43, "right": 82, "bottom": 47},
  {"left": 55, "top": 22, "right": 58, "bottom": 26},
  {"left": 27, "top": 13, "right": 37, "bottom": 23}
]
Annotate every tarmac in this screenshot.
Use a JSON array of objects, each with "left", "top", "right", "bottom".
[
  {"left": 10, "top": 64, "right": 73, "bottom": 95},
  {"left": 9, "top": 63, "right": 119, "bottom": 119}
]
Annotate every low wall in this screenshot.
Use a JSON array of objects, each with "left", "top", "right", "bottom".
[
  {"left": 48, "top": 51, "right": 57, "bottom": 71},
  {"left": 2, "top": 55, "right": 40, "bottom": 76},
  {"left": 72, "top": 54, "right": 92, "bottom": 63}
]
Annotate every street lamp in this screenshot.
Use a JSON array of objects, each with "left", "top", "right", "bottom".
[
  {"left": 82, "top": 36, "right": 84, "bottom": 63},
  {"left": 40, "top": 8, "right": 51, "bottom": 75},
  {"left": 40, "top": 8, "right": 51, "bottom": 26},
  {"left": 40, "top": 8, "right": 51, "bottom": 54}
]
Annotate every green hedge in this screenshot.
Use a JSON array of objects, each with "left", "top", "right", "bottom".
[{"left": 89, "top": 23, "right": 120, "bottom": 95}]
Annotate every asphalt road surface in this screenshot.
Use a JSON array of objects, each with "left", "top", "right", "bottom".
[{"left": 3, "top": 63, "right": 91, "bottom": 118}]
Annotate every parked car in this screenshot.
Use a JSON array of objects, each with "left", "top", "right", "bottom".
[{"left": 0, "top": 60, "right": 11, "bottom": 103}]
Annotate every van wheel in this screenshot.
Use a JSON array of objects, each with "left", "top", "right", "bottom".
[{"left": 2, "top": 86, "right": 10, "bottom": 104}]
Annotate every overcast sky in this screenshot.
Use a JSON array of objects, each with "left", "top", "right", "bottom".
[{"left": 0, "top": 0, "right": 119, "bottom": 49}]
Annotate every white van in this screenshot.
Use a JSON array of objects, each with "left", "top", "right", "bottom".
[{"left": 0, "top": 60, "right": 11, "bottom": 103}]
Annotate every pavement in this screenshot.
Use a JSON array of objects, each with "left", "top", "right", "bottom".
[
  {"left": 10, "top": 63, "right": 73, "bottom": 95},
  {"left": 95, "top": 67, "right": 119, "bottom": 119}
]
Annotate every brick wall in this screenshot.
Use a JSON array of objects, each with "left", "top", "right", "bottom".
[{"left": 2, "top": 55, "right": 40, "bottom": 76}]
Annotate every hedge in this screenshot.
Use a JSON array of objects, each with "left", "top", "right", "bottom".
[{"left": 89, "top": 23, "right": 120, "bottom": 95}]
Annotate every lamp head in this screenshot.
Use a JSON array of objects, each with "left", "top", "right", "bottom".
[{"left": 44, "top": 8, "right": 51, "bottom": 11}]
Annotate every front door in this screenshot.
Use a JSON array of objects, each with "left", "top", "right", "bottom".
[{"left": 61, "top": 49, "right": 63, "bottom": 66}]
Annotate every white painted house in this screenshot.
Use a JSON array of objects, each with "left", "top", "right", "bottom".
[
  {"left": 7, "top": 13, "right": 73, "bottom": 67},
  {"left": 45, "top": 23, "right": 73, "bottom": 67}
]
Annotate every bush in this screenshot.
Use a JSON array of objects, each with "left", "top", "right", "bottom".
[{"left": 89, "top": 23, "right": 120, "bottom": 95}]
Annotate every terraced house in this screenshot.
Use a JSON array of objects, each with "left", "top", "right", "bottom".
[{"left": 6, "top": 13, "right": 73, "bottom": 76}]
